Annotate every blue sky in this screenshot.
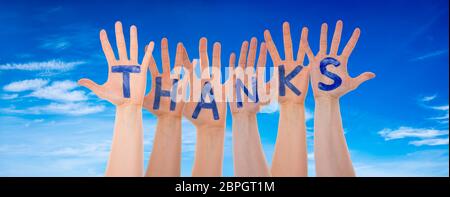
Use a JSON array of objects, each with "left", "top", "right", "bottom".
[{"left": 0, "top": 0, "right": 448, "bottom": 176}]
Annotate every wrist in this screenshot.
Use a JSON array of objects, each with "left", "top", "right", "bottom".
[
  {"left": 315, "top": 96, "right": 340, "bottom": 106},
  {"left": 116, "top": 103, "right": 143, "bottom": 113},
  {"left": 196, "top": 125, "right": 225, "bottom": 138},
  {"left": 279, "top": 102, "right": 305, "bottom": 115}
]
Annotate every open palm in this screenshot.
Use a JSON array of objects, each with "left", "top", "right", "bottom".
[
  {"left": 78, "top": 21, "right": 154, "bottom": 106},
  {"left": 309, "top": 20, "right": 375, "bottom": 99}
]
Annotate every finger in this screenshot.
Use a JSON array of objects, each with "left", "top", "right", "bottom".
[
  {"left": 247, "top": 37, "right": 257, "bottom": 69},
  {"left": 130, "top": 25, "right": 138, "bottom": 63},
  {"left": 181, "top": 44, "right": 192, "bottom": 72},
  {"left": 256, "top": 42, "right": 267, "bottom": 67},
  {"left": 115, "top": 21, "right": 128, "bottom": 60},
  {"left": 330, "top": 20, "right": 343, "bottom": 56},
  {"left": 229, "top": 53, "right": 236, "bottom": 101},
  {"left": 353, "top": 71, "right": 375, "bottom": 88},
  {"left": 282, "top": 22, "right": 294, "bottom": 61},
  {"left": 256, "top": 43, "right": 270, "bottom": 101},
  {"left": 143, "top": 42, "right": 158, "bottom": 77},
  {"left": 212, "top": 42, "right": 221, "bottom": 71},
  {"left": 342, "top": 28, "right": 361, "bottom": 58},
  {"left": 161, "top": 37, "right": 171, "bottom": 78},
  {"left": 190, "top": 59, "right": 199, "bottom": 96},
  {"left": 199, "top": 37, "right": 210, "bottom": 77},
  {"left": 264, "top": 29, "right": 282, "bottom": 66},
  {"left": 238, "top": 41, "right": 249, "bottom": 69},
  {"left": 174, "top": 42, "right": 184, "bottom": 80},
  {"left": 229, "top": 52, "right": 236, "bottom": 68},
  {"left": 319, "top": 23, "right": 328, "bottom": 54},
  {"left": 100, "top": 30, "right": 116, "bottom": 64},
  {"left": 78, "top": 78, "right": 104, "bottom": 97},
  {"left": 297, "top": 27, "right": 310, "bottom": 65}
]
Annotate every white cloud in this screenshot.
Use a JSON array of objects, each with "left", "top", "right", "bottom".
[
  {"left": 420, "top": 94, "right": 437, "bottom": 102},
  {"left": 0, "top": 59, "right": 84, "bottom": 71},
  {"left": 410, "top": 49, "right": 448, "bottom": 61},
  {"left": 409, "top": 138, "right": 449, "bottom": 146},
  {"left": 259, "top": 101, "right": 279, "bottom": 113},
  {"left": 3, "top": 79, "right": 49, "bottom": 92},
  {"left": 354, "top": 149, "right": 449, "bottom": 177},
  {"left": 259, "top": 101, "right": 313, "bottom": 121},
  {"left": 378, "top": 126, "right": 448, "bottom": 140},
  {"left": 1, "top": 93, "right": 18, "bottom": 100},
  {"left": 28, "top": 80, "right": 87, "bottom": 102},
  {"left": 3, "top": 79, "right": 89, "bottom": 102},
  {"left": 429, "top": 105, "right": 449, "bottom": 111},
  {"left": 2, "top": 102, "right": 105, "bottom": 116}
]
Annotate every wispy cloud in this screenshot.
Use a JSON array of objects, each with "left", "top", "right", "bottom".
[
  {"left": 28, "top": 80, "right": 88, "bottom": 102},
  {"left": 2, "top": 102, "right": 105, "bottom": 116},
  {"left": 409, "top": 138, "right": 449, "bottom": 146},
  {"left": 420, "top": 94, "right": 437, "bottom": 102},
  {"left": 2, "top": 79, "right": 103, "bottom": 115},
  {"left": 259, "top": 101, "right": 313, "bottom": 121},
  {"left": 4, "top": 79, "right": 88, "bottom": 102},
  {"left": 0, "top": 59, "right": 84, "bottom": 72},
  {"left": 259, "top": 101, "right": 279, "bottom": 113},
  {"left": 40, "top": 38, "right": 71, "bottom": 51},
  {"left": 3, "top": 79, "right": 49, "bottom": 92},
  {"left": 378, "top": 126, "right": 448, "bottom": 141},
  {"left": 410, "top": 49, "right": 448, "bottom": 61},
  {"left": 0, "top": 93, "right": 18, "bottom": 100},
  {"left": 354, "top": 149, "right": 449, "bottom": 177}
]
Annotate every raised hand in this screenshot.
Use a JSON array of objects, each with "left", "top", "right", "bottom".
[
  {"left": 143, "top": 38, "right": 186, "bottom": 177},
  {"left": 182, "top": 38, "right": 227, "bottom": 176},
  {"left": 264, "top": 22, "right": 311, "bottom": 176},
  {"left": 230, "top": 38, "right": 271, "bottom": 177},
  {"left": 143, "top": 38, "right": 185, "bottom": 117},
  {"left": 182, "top": 38, "right": 227, "bottom": 128},
  {"left": 78, "top": 21, "right": 154, "bottom": 106},
  {"left": 264, "top": 22, "right": 311, "bottom": 104},
  {"left": 309, "top": 20, "right": 375, "bottom": 99},
  {"left": 229, "top": 37, "right": 268, "bottom": 115}
]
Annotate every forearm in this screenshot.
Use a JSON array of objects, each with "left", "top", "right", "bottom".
[
  {"left": 146, "top": 115, "right": 182, "bottom": 177},
  {"left": 106, "top": 104, "right": 144, "bottom": 177},
  {"left": 272, "top": 102, "right": 308, "bottom": 176},
  {"left": 192, "top": 126, "right": 225, "bottom": 177},
  {"left": 314, "top": 97, "right": 355, "bottom": 177},
  {"left": 232, "top": 113, "right": 270, "bottom": 177}
]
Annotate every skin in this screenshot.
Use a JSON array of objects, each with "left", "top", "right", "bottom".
[
  {"left": 230, "top": 38, "right": 271, "bottom": 177},
  {"left": 143, "top": 38, "right": 186, "bottom": 177},
  {"left": 264, "top": 22, "right": 311, "bottom": 176},
  {"left": 182, "top": 38, "right": 227, "bottom": 177},
  {"left": 78, "top": 21, "right": 154, "bottom": 177},
  {"left": 309, "top": 20, "right": 375, "bottom": 177}
]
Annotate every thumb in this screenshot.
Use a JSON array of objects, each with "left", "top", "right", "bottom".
[
  {"left": 78, "top": 78, "right": 104, "bottom": 97},
  {"left": 353, "top": 72, "right": 375, "bottom": 88}
]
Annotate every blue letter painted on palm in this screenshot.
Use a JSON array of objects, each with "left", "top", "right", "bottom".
[
  {"left": 192, "top": 82, "right": 219, "bottom": 120},
  {"left": 235, "top": 77, "right": 259, "bottom": 108},
  {"left": 111, "top": 65, "right": 141, "bottom": 98},
  {"left": 279, "top": 65, "right": 302, "bottom": 96},
  {"left": 318, "top": 57, "right": 342, "bottom": 91},
  {"left": 153, "top": 77, "right": 179, "bottom": 111}
]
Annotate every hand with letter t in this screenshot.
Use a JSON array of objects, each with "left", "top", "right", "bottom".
[{"left": 78, "top": 21, "right": 154, "bottom": 176}]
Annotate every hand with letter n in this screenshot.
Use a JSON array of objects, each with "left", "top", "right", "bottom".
[
  {"left": 309, "top": 20, "right": 375, "bottom": 177},
  {"left": 229, "top": 38, "right": 271, "bottom": 177},
  {"left": 78, "top": 21, "right": 154, "bottom": 176}
]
